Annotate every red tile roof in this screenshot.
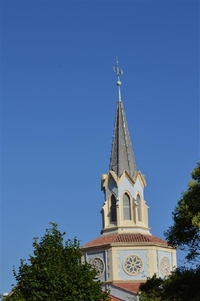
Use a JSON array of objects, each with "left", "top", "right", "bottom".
[
  {"left": 113, "top": 282, "right": 141, "bottom": 294},
  {"left": 82, "top": 233, "right": 167, "bottom": 248}
]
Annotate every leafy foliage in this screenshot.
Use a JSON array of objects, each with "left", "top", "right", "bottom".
[
  {"left": 165, "top": 161, "right": 200, "bottom": 262},
  {"left": 139, "top": 267, "right": 200, "bottom": 301},
  {"left": 5, "top": 223, "right": 110, "bottom": 301},
  {"left": 140, "top": 162, "right": 200, "bottom": 301},
  {"left": 139, "top": 274, "right": 164, "bottom": 301},
  {"left": 164, "top": 266, "right": 200, "bottom": 301}
]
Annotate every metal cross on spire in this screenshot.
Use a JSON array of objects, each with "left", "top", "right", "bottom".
[{"left": 113, "top": 57, "right": 123, "bottom": 101}]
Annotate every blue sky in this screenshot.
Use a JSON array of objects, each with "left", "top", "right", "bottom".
[{"left": 1, "top": 0, "right": 199, "bottom": 294}]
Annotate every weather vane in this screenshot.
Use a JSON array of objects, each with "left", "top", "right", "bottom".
[{"left": 113, "top": 57, "right": 123, "bottom": 101}]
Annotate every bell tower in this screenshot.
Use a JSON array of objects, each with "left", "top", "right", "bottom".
[{"left": 101, "top": 60, "right": 149, "bottom": 235}]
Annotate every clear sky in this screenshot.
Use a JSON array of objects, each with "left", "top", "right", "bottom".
[{"left": 1, "top": 0, "right": 199, "bottom": 294}]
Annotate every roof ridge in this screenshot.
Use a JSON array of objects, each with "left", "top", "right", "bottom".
[{"left": 82, "top": 232, "right": 167, "bottom": 248}]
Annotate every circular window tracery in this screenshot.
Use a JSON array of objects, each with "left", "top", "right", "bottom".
[
  {"left": 123, "top": 255, "right": 143, "bottom": 275},
  {"left": 160, "top": 256, "right": 170, "bottom": 276},
  {"left": 90, "top": 257, "right": 105, "bottom": 277}
]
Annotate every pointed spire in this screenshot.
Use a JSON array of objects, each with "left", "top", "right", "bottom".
[{"left": 110, "top": 59, "right": 137, "bottom": 177}]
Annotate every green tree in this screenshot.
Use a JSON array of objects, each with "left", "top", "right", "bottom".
[
  {"left": 5, "top": 223, "right": 110, "bottom": 301},
  {"left": 139, "top": 267, "right": 200, "bottom": 301},
  {"left": 140, "top": 162, "right": 200, "bottom": 300},
  {"left": 165, "top": 161, "right": 200, "bottom": 262},
  {"left": 139, "top": 274, "right": 164, "bottom": 301},
  {"left": 163, "top": 266, "right": 200, "bottom": 301}
]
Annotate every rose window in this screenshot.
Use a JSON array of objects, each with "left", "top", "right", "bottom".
[
  {"left": 160, "top": 256, "right": 170, "bottom": 276},
  {"left": 90, "top": 257, "right": 105, "bottom": 277},
  {"left": 123, "top": 255, "right": 143, "bottom": 275}
]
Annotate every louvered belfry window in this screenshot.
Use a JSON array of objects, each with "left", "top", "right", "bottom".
[
  {"left": 137, "top": 195, "right": 142, "bottom": 221},
  {"left": 110, "top": 195, "right": 117, "bottom": 222},
  {"left": 123, "top": 193, "right": 131, "bottom": 220}
]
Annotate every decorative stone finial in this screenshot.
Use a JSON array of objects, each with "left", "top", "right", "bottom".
[{"left": 113, "top": 57, "right": 123, "bottom": 101}]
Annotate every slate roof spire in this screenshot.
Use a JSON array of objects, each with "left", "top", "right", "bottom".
[{"left": 110, "top": 59, "right": 137, "bottom": 177}]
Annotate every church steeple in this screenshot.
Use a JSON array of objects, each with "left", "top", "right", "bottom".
[
  {"left": 81, "top": 61, "right": 177, "bottom": 294},
  {"left": 100, "top": 60, "right": 149, "bottom": 235},
  {"left": 110, "top": 59, "right": 136, "bottom": 177}
]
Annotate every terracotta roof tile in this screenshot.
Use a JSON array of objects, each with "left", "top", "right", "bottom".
[
  {"left": 113, "top": 282, "right": 141, "bottom": 294},
  {"left": 82, "top": 233, "right": 167, "bottom": 248}
]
